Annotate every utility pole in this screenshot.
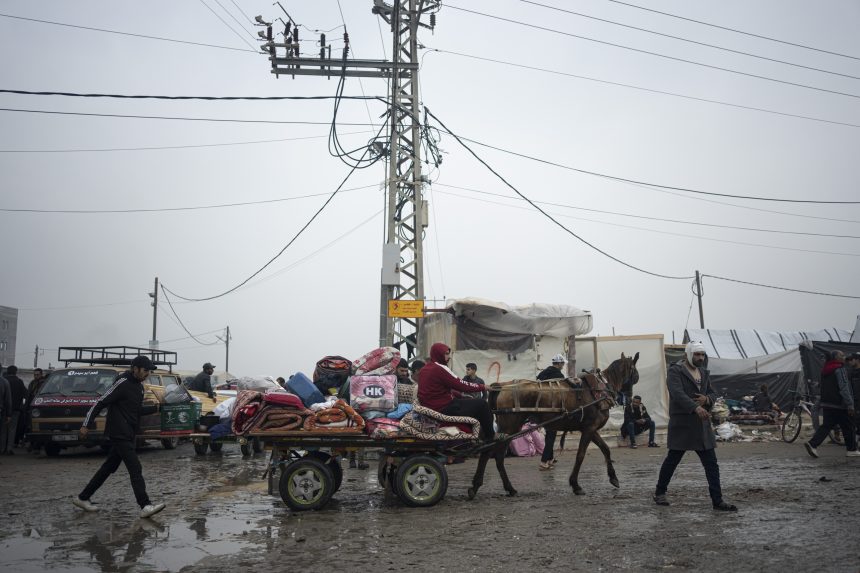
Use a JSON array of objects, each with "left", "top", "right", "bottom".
[
  {"left": 33, "top": 344, "right": 38, "bottom": 368},
  {"left": 259, "top": 1, "right": 438, "bottom": 359},
  {"left": 148, "top": 277, "right": 159, "bottom": 349},
  {"left": 695, "top": 270, "right": 705, "bottom": 329},
  {"left": 217, "top": 326, "right": 231, "bottom": 374}
]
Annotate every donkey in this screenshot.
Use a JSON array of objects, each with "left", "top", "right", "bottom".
[{"left": 468, "top": 352, "right": 639, "bottom": 499}]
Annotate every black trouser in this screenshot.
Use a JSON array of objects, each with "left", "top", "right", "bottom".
[
  {"left": 442, "top": 398, "right": 495, "bottom": 441},
  {"left": 809, "top": 408, "right": 857, "bottom": 451},
  {"left": 655, "top": 448, "right": 723, "bottom": 505},
  {"left": 79, "top": 439, "right": 151, "bottom": 508},
  {"left": 541, "top": 430, "right": 557, "bottom": 463}
]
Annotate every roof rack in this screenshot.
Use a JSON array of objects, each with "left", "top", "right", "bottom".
[{"left": 57, "top": 346, "right": 177, "bottom": 371}]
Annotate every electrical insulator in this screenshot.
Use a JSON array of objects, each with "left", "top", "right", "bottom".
[
  {"left": 430, "top": 13, "right": 436, "bottom": 28},
  {"left": 266, "top": 26, "right": 272, "bottom": 41},
  {"left": 320, "top": 33, "right": 326, "bottom": 47}
]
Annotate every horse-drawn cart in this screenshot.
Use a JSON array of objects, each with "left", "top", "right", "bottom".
[{"left": 249, "top": 431, "right": 485, "bottom": 511}]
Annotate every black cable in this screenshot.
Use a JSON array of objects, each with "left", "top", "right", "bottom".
[
  {"left": 0, "top": 12, "right": 258, "bottom": 53},
  {"left": 161, "top": 144, "right": 376, "bottom": 302},
  {"left": 702, "top": 274, "right": 860, "bottom": 300},
  {"left": 197, "top": 0, "right": 256, "bottom": 50},
  {"left": 430, "top": 127, "right": 860, "bottom": 205},
  {"left": 604, "top": 0, "right": 860, "bottom": 62},
  {"left": 430, "top": 49, "right": 860, "bottom": 130},
  {"left": 446, "top": 4, "right": 860, "bottom": 100},
  {"left": 0, "top": 131, "right": 373, "bottom": 153},
  {"left": 228, "top": 0, "right": 255, "bottom": 26},
  {"left": 520, "top": 0, "right": 860, "bottom": 81},
  {"left": 0, "top": 107, "right": 376, "bottom": 126},
  {"left": 210, "top": 0, "right": 255, "bottom": 40},
  {"left": 159, "top": 287, "right": 222, "bottom": 345},
  {"left": 0, "top": 184, "right": 376, "bottom": 213},
  {"left": 434, "top": 183, "right": 860, "bottom": 239},
  {"left": 0, "top": 89, "right": 385, "bottom": 101},
  {"left": 424, "top": 108, "right": 694, "bottom": 281}
]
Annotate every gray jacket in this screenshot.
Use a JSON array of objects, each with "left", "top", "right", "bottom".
[{"left": 666, "top": 360, "right": 717, "bottom": 451}]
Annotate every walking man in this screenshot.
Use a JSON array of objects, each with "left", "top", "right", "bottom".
[
  {"left": 3, "top": 366, "right": 27, "bottom": 449},
  {"left": 72, "top": 355, "right": 166, "bottom": 518},
  {"left": 653, "top": 341, "right": 737, "bottom": 511},
  {"left": 804, "top": 350, "right": 858, "bottom": 458},
  {"left": 0, "top": 365, "right": 11, "bottom": 456},
  {"left": 537, "top": 354, "right": 566, "bottom": 471}
]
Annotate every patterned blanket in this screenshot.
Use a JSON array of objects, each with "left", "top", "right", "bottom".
[{"left": 303, "top": 399, "right": 365, "bottom": 433}]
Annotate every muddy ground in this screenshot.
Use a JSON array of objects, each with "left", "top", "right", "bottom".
[{"left": 1, "top": 430, "right": 858, "bottom": 573}]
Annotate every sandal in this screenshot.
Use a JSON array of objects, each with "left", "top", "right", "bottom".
[
  {"left": 713, "top": 501, "right": 737, "bottom": 512},
  {"left": 538, "top": 461, "right": 553, "bottom": 471}
]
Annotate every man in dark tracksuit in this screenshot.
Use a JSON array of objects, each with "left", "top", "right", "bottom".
[
  {"left": 654, "top": 341, "right": 737, "bottom": 511},
  {"left": 805, "top": 350, "right": 858, "bottom": 458},
  {"left": 73, "top": 356, "right": 166, "bottom": 518}
]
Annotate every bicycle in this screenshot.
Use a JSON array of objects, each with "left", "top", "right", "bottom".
[{"left": 781, "top": 390, "right": 844, "bottom": 444}]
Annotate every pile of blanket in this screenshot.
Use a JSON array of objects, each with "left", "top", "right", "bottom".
[
  {"left": 231, "top": 390, "right": 312, "bottom": 435},
  {"left": 303, "top": 399, "right": 365, "bottom": 433}
]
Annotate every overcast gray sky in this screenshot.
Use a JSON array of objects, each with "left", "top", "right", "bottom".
[{"left": 1, "top": 0, "right": 858, "bottom": 376}]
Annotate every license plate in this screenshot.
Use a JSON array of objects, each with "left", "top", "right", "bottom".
[{"left": 52, "top": 434, "right": 78, "bottom": 442}]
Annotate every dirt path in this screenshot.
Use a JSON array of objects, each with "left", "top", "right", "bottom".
[{"left": 1, "top": 439, "right": 858, "bottom": 572}]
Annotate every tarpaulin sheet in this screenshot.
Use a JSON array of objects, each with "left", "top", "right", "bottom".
[{"left": 685, "top": 328, "right": 853, "bottom": 359}]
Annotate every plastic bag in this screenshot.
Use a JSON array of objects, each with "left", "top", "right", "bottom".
[
  {"left": 163, "top": 384, "right": 192, "bottom": 404},
  {"left": 715, "top": 421, "right": 743, "bottom": 441},
  {"left": 235, "top": 376, "right": 282, "bottom": 392}
]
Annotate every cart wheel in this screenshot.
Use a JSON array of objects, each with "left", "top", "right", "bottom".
[
  {"left": 194, "top": 442, "right": 208, "bottom": 455},
  {"left": 395, "top": 455, "right": 447, "bottom": 508},
  {"left": 252, "top": 437, "right": 264, "bottom": 453},
  {"left": 306, "top": 451, "right": 343, "bottom": 492},
  {"left": 209, "top": 441, "right": 223, "bottom": 453},
  {"left": 279, "top": 458, "right": 334, "bottom": 511},
  {"left": 781, "top": 411, "right": 802, "bottom": 443},
  {"left": 161, "top": 437, "right": 179, "bottom": 450}
]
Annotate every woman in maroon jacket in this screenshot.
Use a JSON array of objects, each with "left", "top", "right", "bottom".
[{"left": 418, "top": 343, "right": 497, "bottom": 442}]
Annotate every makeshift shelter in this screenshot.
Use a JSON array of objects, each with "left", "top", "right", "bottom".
[
  {"left": 418, "top": 297, "right": 592, "bottom": 382},
  {"left": 684, "top": 327, "right": 853, "bottom": 359}
]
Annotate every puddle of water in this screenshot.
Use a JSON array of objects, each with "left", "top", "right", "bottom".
[{"left": 1, "top": 535, "right": 93, "bottom": 573}]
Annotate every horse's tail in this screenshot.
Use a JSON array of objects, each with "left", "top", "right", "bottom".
[{"left": 559, "top": 431, "right": 567, "bottom": 450}]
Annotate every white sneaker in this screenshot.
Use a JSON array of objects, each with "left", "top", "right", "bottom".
[
  {"left": 72, "top": 496, "right": 99, "bottom": 512},
  {"left": 846, "top": 450, "right": 860, "bottom": 458},
  {"left": 804, "top": 442, "right": 819, "bottom": 458},
  {"left": 139, "top": 503, "right": 165, "bottom": 518}
]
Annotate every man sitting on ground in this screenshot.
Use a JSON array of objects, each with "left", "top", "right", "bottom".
[{"left": 622, "top": 395, "right": 657, "bottom": 448}]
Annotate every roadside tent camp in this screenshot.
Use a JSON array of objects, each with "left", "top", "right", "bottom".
[
  {"left": 418, "top": 297, "right": 593, "bottom": 381},
  {"left": 684, "top": 327, "right": 853, "bottom": 360}
]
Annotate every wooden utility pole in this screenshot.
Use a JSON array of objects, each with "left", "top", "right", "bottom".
[
  {"left": 695, "top": 270, "right": 705, "bottom": 328},
  {"left": 149, "top": 277, "right": 159, "bottom": 349}
]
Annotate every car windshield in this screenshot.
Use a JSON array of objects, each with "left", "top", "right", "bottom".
[{"left": 38, "top": 369, "right": 120, "bottom": 397}]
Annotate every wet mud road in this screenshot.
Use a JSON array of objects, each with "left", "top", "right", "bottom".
[{"left": 1, "top": 439, "right": 858, "bottom": 572}]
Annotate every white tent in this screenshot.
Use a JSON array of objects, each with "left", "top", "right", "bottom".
[{"left": 685, "top": 327, "right": 853, "bottom": 359}]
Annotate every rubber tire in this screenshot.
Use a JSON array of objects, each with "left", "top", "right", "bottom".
[
  {"left": 781, "top": 411, "right": 802, "bottom": 443},
  {"left": 209, "top": 441, "right": 223, "bottom": 453},
  {"left": 240, "top": 442, "right": 252, "bottom": 456},
  {"left": 279, "top": 458, "right": 335, "bottom": 511},
  {"left": 394, "top": 455, "right": 448, "bottom": 508},
  {"left": 161, "top": 437, "right": 179, "bottom": 450},
  {"left": 44, "top": 444, "right": 62, "bottom": 457},
  {"left": 193, "top": 442, "right": 208, "bottom": 455},
  {"left": 306, "top": 451, "right": 343, "bottom": 492},
  {"left": 252, "top": 437, "right": 263, "bottom": 453}
]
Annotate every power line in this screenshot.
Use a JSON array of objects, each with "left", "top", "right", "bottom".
[
  {"left": 434, "top": 183, "right": 860, "bottom": 239},
  {"left": 210, "top": 0, "right": 255, "bottom": 40},
  {"left": 446, "top": 4, "right": 860, "bottom": 100},
  {"left": 604, "top": 0, "right": 860, "bottom": 62},
  {"left": 425, "top": 107, "right": 694, "bottom": 281},
  {"left": 162, "top": 139, "right": 379, "bottom": 302},
  {"left": 429, "top": 127, "right": 860, "bottom": 205},
  {"left": 520, "top": 0, "right": 860, "bottom": 81},
  {"left": 0, "top": 89, "right": 384, "bottom": 101},
  {"left": 703, "top": 274, "right": 860, "bottom": 300},
  {"left": 430, "top": 49, "right": 860, "bottom": 130},
  {"left": 228, "top": 0, "right": 255, "bottom": 26},
  {"left": 197, "top": 0, "right": 256, "bottom": 50},
  {"left": 0, "top": 131, "right": 373, "bottom": 153},
  {"left": 0, "top": 12, "right": 258, "bottom": 53},
  {"left": 0, "top": 107, "right": 376, "bottom": 126},
  {"left": 159, "top": 288, "right": 222, "bottom": 345},
  {"left": 0, "top": 184, "right": 377, "bottom": 214}
]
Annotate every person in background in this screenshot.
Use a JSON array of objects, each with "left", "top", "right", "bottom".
[
  {"left": 276, "top": 377, "right": 287, "bottom": 389},
  {"left": 536, "top": 354, "right": 566, "bottom": 471},
  {"left": 752, "top": 383, "right": 781, "bottom": 420},
  {"left": 804, "top": 350, "right": 858, "bottom": 458},
  {"left": 72, "top": 356, "right": 166, "bottom": 518},
  {"left": 396, "top": 358, "right": 413, "bottom": 386},
  {"left": 409, "top": 360, "right": 425, "bottom": 384},
  {"left": 463, "top": 362, "right": 488, "bottom": 400},
  {"left": 189, "top": 362, "right": 216, "bottom": 400},
  {"left": 623, "top": 395, "right": 657, "bottom": 448},
  {"left": 847, "top": 352, "right": 860, "bottom": 449},
  {"left": 0, "top": 364, "right": 11, "bottom": 456},
  {"left": 654, "top": 341, "right": 737, "bottom": 511},
  {"left": 23, "top": 367, "right": 47, "bottom": 447},
  {"left": 4, "top": 366, "right": 27, "bottom": 449}
]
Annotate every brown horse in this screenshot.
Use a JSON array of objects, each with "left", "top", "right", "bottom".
[{"left": 468, "top": 352, "right": 639, "bottom": 499}]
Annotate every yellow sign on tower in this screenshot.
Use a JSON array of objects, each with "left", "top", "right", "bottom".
[{"left": 388, "top": 300, "right": 425, "bottom": 318}]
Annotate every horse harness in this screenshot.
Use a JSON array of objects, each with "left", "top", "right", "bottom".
[{"left": 490, "top": 375, "right": 616, "bottom": 419}]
